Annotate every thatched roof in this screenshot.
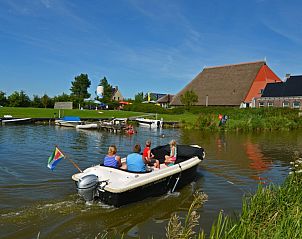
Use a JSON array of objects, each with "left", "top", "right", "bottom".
[
  {"left": 156, "top": 94, "right": 174, "bottom": 103},
  {"left": 170, "top": 61, "right": 266, "bottom": 106}
]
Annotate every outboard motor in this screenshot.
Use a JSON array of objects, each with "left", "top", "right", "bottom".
[{"left": 77, "top": 174, "right": 99, "bottom": 202}]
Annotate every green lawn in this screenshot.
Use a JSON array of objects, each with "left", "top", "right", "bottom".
[{"left": 0, "top": 107, "right": 198, "bottom": 124}]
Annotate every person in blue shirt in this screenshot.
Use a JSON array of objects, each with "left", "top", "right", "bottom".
[
  {"left": 126, "top": 144, "right": 147, "bottom": 172},
  {"left": 103, "top": 145, "right": 122, "bottom": 168}
]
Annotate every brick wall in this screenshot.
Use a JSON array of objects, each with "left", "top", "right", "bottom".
[{"left": 254, "top": 97, "right": 302, "bottom": 109}]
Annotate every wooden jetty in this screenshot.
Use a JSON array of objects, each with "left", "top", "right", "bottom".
[{"left": 98, "top": 118, "right": 127, "bottom": 133}]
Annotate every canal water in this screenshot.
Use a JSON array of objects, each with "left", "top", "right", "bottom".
[{"left": 0, "top": 125, "right": 299, "bottom": 238}]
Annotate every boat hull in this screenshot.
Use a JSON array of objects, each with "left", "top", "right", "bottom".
[
  {"left": 96, "top": 164, "right": 198, "bottom": 207},
  {"left": 136, "top": 118, "right": 163, "bottom": 128},
  {"left": 76, "top": 123, "right": 98, "bottom": 130},
  {"left": 1, "top": 118, "right": 32, "bottom": 125}
]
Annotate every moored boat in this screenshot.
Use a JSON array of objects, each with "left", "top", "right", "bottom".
[
  {"left": 76, "top": 123, "right": 98, "bottom": 130},
  {"left": 136, "top": 117, "right": 163, "bottom": 128},
  {"left": 55, "top": 116, "right": 82, "bottom": 127},
  {"left": 1, "top": 117, "right": 32, "bottom": 125},
  {"left": 72, "top": 144, "right": 205, "bottom": 207}
]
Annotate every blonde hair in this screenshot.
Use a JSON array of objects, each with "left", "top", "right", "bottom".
[
  {"left": 145, "top": 139, "right": 151, "bottom": 147},
  {"left": 169, "top": 140, "right": 176, "bottom": 146},
  {"left": 108, "top": 145, "right": 117, "bottom": 155}
]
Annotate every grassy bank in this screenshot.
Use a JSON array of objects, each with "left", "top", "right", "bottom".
[
  {"left": 0, "top": 107, "right": 199, "bottom": 125},
  {"left": 190, "top": 107, "right": 302, "bottom": 131},
  {"left": 167, "top": 158, "right": 302, "bottom": 239},
  {"left": 0, "top": 107, "right": 152, "bottom": 119},
  {"left": 1, "top": 107, "right": 301, "bottom": 131}
]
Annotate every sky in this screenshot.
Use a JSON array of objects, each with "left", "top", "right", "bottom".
[{"left": 0, "top": 0, "right": 302, "bottom": 99}]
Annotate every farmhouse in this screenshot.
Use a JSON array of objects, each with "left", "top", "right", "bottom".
[
  {"left": 170, "top": 61, "right": 281, "bottom": 107},
  {"left": 254, "top": 75, "right": 302, "bottom": 109},
  {"left": 156, "top": 94, "right": 174, "bottom": 108}
]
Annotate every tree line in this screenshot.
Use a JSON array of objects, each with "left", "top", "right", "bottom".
[
  {"left": 0, "top": 73, "right": 199, "bottom": 109},
  {"left": 0, "top": 74, "right": 120, "bottom": 109}
]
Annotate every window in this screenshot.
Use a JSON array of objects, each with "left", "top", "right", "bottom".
[
  {"left": 283, "top": 101, "right": 289, "bottom": 107},
  {"left": 259, "top": 102, "right": 264, "bottom": 107},
  {"left": 267, "top": 102, "right": 274, "bottom": 107},
  {"left": 259, "top": 89, "right": 264, "bottom": 94},
  {"left": 293, "top": 101, "right": 301, "bottom": 109}
]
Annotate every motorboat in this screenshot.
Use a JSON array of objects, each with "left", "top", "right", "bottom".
[
  {"left": 136, "top": 117, "right": 163, "bottom": 128},
  {"left": 72, "top": 144, "right": 205, "bottom": 207},
  {"left": 76, "top": 123, "right": 98, "bottom": 130},
  {"left": 1, "top": 116, "right": 32, "bottom": 125},
  {"left": 55, "top": 116, "right": 82, "bottom": 127}
]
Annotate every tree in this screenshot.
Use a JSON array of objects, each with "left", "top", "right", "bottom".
[
  {"left": 98, "top": 77, "right": 113, "bottom": 103},
  {"left": 0, "top": 91, "right": 7, "bottom": 106},
  {"left": 54, "top": 92, "right": 71, "bottom": 102},
  {"left": 134, "top": 92, "right": 144, "bottom": 103},
  {"left": 41, "top": 94, "right": 51, "bottom": 108},
  {"left": 143, "top": 92, "right": 157, "bottom": 102},
  {"left": 180, "top": 90, "right": 198, "bottom": 108},
  {"left": 70, "top": 74, "right": 91, "bottom": 101},
  {"left": 32, "top": 95, "right": 43, "bottom": 108},
  {"left": 8, "top": 90, "right": 31, "bottom": 107}
]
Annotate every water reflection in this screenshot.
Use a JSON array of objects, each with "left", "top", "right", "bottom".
[{"left": 180, "top": 130, "right": 290, "bottom": 185}]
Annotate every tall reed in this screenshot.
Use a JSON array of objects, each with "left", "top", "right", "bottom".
[{"left": 166, "top": 156, "right": 302, "bottom": 238}]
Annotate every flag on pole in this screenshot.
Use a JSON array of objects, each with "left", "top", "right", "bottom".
[{"left": 48, "top": 146, "right": 65, "bottom": 170}]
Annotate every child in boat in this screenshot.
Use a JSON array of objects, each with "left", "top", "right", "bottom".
[
  {"left": 103, "top": 145, "right": 122, "bottom": 168},
  {"left": 143, "top": 140, "right": 160, "bottom": 169},
  {"left": 164, "top": 140, "right": 177, "bottom": 166}
]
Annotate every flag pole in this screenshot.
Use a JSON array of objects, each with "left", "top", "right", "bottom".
[{"left": 55, "top": 145, "right": 83, "bottom": 173}]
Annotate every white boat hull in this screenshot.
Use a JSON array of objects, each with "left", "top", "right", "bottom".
[{"left": 76, "top": 123, "right": 98, "bottom": 130}]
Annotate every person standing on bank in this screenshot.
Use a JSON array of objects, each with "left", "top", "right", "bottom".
[
  {"left": 164, "top": 140, "right": 177, "bottom": 166},
  {"left": 126, "top": 144, "right": 147, "bottom": 172},
  {"left": 103, "top": 145, "right": 122, "bottom": 168},
  {"left": 143, "top": 139, "right": 160, "bottom": 169}
]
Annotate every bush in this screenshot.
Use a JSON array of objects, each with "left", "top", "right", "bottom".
[{"left": 123, "top": 103, "right": 168, "bottom": 114}]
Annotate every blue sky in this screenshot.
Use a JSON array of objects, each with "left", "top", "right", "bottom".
[{"left": 0, "top": 0, "right": 301, "bottom": 99}]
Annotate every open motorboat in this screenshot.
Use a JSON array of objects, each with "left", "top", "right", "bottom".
[
  {"left": 55, "top": 116, "right": 83, "bottom": 127},
  {"left": 72, "top": 144, "right": 205, "bottom": 207},
  {"left": 136, "top": 117, "right": 163, "bottom": 128}
]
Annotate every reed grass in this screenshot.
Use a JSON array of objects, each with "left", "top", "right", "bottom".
[
  {"left": 165, "top": 155, "right": 302, "bottom": 239},
  {"left": 206, "top": 164, "right": 301, "bottom": 238},
  {"left": 166, "top": 192, "right": 208, "bottom": 239},
  {"left": 192, "top": 108, "right": 302, "bottom": 131}
]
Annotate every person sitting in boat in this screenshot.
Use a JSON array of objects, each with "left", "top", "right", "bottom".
[
  {"left": 143, "top": 139, "right": 160, "bottom": 169},
  {"left": 164, "top": 140, "right": 177, "bottom": 166},
  {"left": 103, "top": 145, "right": 122, "bottom": 168},
  {"left": 126, "top": 144, "right": 147, "bottom": 172}
]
